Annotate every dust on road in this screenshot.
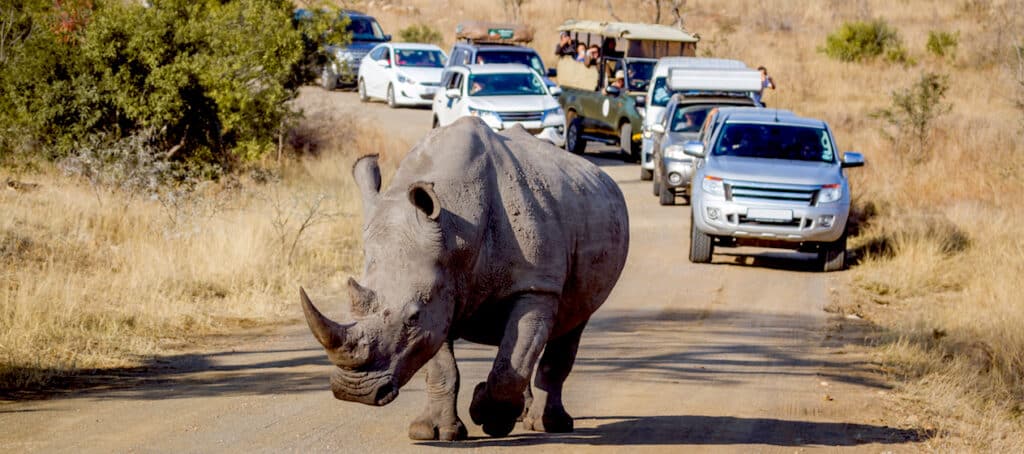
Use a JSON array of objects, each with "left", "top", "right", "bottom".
[{"left": 0, "top": 89, "right": 926, "bottom": 453}]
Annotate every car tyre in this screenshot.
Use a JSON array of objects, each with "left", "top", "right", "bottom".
[
  {"left": 619, "top": 123, "right": 639, "bottom": 162},
  {"left": 640, "top": 167, "right": 653, "bottom": 181},
  {"left": 432, "top": 116, "right": 439, "bottom": 129},
  {"left": 358, "top": 78, "right": 368, "bottom": 102},
  {"left": 565, "top": 111, "right": 586, "bottom": 154},
  {"left": 386, "top": 84, "right": 397, "bottom": 109},
  {"left": 659, "top": 185, "right": 675, "bottom": 206},
  {"left": 689, "top": 212, "right": 714, "bottom": 263},
  {"left": 819, "top": 235, "right": 847, "bottom": 272},
  {"left": 321, "top": 65, "right": 337, "bottom": 91},
  {"left": 652, "top": 175, "right": 661, "bottom": 197}
]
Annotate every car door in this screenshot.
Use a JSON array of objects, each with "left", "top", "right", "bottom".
[
  {"left": 435, "top": 70, "right": 464, "bottom": 126},
  {"left": 363, "top": 46, "right": 384, "bottom": 97},
  {"left": 372, "top": 46, "right": 393, "bottom": 96}
]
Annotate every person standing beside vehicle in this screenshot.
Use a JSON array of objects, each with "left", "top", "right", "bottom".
[{"left": 754, "top": 65, "right": 776, "bottom": 106}]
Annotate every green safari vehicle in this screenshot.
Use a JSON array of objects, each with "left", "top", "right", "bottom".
[{"left": 555, "top": 20, "right": 698, "bottom": 159}]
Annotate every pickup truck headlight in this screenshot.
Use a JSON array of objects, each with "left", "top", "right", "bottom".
[
  {"left": 817, "top": 184, "right": 843, "bottom": 204},
  {"left": 469, "top": 107, "right": 502, "bottom": 129},
  {"left": 541, "top": 106, "right": 565, "bottom": 127},
  {"left": 702, "top": 175, "right": 725, "bottom": 196},
  {"left": 663, "top": 144, "right": 690, "bottom": 161},
  {"left": 396, "top": 73, "right": 416, "bottom": 85}
]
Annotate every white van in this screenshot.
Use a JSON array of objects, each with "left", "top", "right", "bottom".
[{"left": 639, "top": 57, "right": 752, "bottom": 180}]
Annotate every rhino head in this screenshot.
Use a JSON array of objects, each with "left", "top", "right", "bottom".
[{"left": 301, "top": 154, "right": 454, "bottom": 406}]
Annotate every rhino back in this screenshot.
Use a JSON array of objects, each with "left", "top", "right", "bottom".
[{"left": 386, "top": 118, "right": 629, "bottom": 335}]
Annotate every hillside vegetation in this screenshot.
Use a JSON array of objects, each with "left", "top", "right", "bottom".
[{"left": 2, "top": 0, "right": 1022, "bottom": 449}]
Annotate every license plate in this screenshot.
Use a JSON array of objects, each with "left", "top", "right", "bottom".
[{"left": 746, "top": 208, "right": 792, "bottom": 222}]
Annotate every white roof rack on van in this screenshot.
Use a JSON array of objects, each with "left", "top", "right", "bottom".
[{"left": 667, "top": 67, "right": 762, "bottom": 92}]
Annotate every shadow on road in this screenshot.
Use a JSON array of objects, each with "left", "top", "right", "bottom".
[{"left": 419, "top": 415, "right": 930, "bottom": 448}]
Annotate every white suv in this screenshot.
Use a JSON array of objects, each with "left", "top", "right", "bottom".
[{"left": 432, "top": 64, "right": 565, "bottom": 147}]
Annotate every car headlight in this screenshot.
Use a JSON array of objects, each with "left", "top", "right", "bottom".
[
  {"left": 469, "top": 107, "right": 502, "bottom": 128},
  {"left": 396, "top": 73, "right": 416, "bottom": 85},
  {"left": 541, "top": 106, "right": 565, "bottom": 127},
  {"left": 663, "top": 144, "right": 689, "bottom": 160},
  {"left": 702, "top": 176, "right": 725, "bottom": 196},
  {"left": 817, "top": 184, "right": 843, "bottom": 204}
]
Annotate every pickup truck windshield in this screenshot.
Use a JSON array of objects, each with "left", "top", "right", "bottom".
[
  {"left": 396, "top": 49, "right": 446, "bottom": 68},
  {"left": 475, "top": 50, "right": 545, "bottom": 75},
  {"left": 713, "top": 123, "right": 836, "bottom": 162},
  {"left": 347, "top": 17, "right": 387, "bottom": 41},
  {"left": 625, "top": 61, "right": 655, "bottom": 92},
  {"left": 468, "top": 73, "right": 546, "bottom": 96}
]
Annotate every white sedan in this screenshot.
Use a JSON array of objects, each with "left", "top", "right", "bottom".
[
  {"left": 358, "top": 43, "right": 447, "bottom": 108},
  {"left": 432, "top": 64, "right": 565, "bottom": 147}
]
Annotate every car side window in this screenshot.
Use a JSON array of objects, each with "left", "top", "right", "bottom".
[
  {"left": 369, "top": 46, "right": 384, "bottom": 60},
  {"left": 381, "top": 47, "right": 391, "bottom": 63},
  {"left": 447, "top": 72, "right": 463, "bottom": 91}
]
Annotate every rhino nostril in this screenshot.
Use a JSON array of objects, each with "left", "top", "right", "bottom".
[{"left": 374, "top": 382, "right": 396, "bottom": 405}]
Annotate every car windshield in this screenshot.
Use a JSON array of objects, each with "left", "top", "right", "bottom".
[
  {"left": 625, "top": 60, "right": 655, "bottom": 92},
  {"left": 712, "top": 123, "right": 836, "bottom": 162},
  {"left": 475, "top": 50, "right": 546, "bottom": 75},
  {"left": 651, "top": 77, "right": 671, "bottom": 107},
  {"left": 670, "top": 106, "right": 714, "bottom": 133},
  {"left": 468, "top": 72, "right": 546, "bottom": 96},
  {"left": 395, "top": 49, "right": 445, "bottom": 68},
  {"left": 346, "top": 17, "right": 386, "bottom": 41}
]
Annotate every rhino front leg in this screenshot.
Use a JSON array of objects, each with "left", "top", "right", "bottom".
[
  {"left": 470, "top": 293, "right": 556, "bottom": 437},
  {"left": 408, "top": 340, "right": 467, "bottom": 441},
  {"left": 523, "top": 320, "right": 587, "bottom": 433}
]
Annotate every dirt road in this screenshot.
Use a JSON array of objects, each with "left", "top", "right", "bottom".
[{"left": 0, "top": 89, "right": 925, "bottom": 452}]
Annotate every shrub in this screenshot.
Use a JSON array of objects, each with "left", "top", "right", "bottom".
[
  {"left": 820, "top": 19, "right": 904, "bottom": 62},
  {"left": 872, "top": 72, "right": 951, "bottom": 162},
  {"left": 398, "top": 23, "right": 443, "bottom": 46},
  {"left": 926, "top": 30, "right": 960, "bottom": 58},
  {"left": 0, "top": 0, "right": 344, "bottom": 173}
]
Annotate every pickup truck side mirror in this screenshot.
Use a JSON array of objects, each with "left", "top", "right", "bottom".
[
  {"left": 548, "top": 85, "right": 562, "bottom": 96},
  {"left": 445, "top": 88, "right": 461, "bottom": 99},
  {"left": 605, "top": 85, "right": 620, "bottom": 96},
  {"left": 650, "top": 123, "right": 665, "bottom": 135},
  {"left": 683, "top": 140, "right": 706, "bottom": 158},
  {"left": 383, "top": 34, "right": 392, "bottom": 42},
  {"left": 841, "top": 151, "right": 865, "bottom": 168},
  {"left": 546, "top": 68, "right": 557, "bottom": 78},
  {"left": 376, "top": 59, "right": 390, "bottom": 68}
]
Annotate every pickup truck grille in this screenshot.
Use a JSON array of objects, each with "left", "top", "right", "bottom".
[
  {"left": 725, "top": 181, "right": 818, "bottom": 206},
  {"left": 499, "top": 111, "right": 543, "bottom": 122}
]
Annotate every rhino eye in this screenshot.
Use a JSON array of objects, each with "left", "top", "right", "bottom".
[{"left": 403, "top": 304, "right": 420, "bottom": 327}]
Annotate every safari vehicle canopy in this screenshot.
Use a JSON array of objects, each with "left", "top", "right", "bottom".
[
  {"left": 556, "top": 20, "right": 699, "bottom": 92},
  {"left": 455, "top": 21, "right": 535, "bottom": 45}
]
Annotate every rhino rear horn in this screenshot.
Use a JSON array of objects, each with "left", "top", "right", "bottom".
[
  {"left": 353, "top": 154, "right": 381, "bottom": 220},
  {"left": 300, "top": 287, "right": 350, "bottom": 350},
  {"left": 346, "top": 277, "right": 379, "bottom": 316}
]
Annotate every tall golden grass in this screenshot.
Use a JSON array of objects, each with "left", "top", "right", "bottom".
[{"left": 0, "top": 113, "right": 409, "bottom": 392}]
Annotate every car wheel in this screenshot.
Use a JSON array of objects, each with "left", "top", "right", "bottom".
[
  {"left": 321, "top": 65, "right": 337, "bottom": 91},
  {"left": 640, "top": 167, "right": 653, "bottom": 181},
  {"left": 565, "top": 112, "right": 586, "bottom": 154},
  {"left": 358, "top": 78, "right": 368, "bottom": 102},
  {"left": 386, "top": 84, "right": 397, "bottom": 108},
  {"left": 819, "top": 235, "right": 847, "bottom": 272},
  {"left": 659, "top": 184, "right": 675, "bottom": 206},
  {"left": 689, "top": 212, "right": 714, "bottom": 263},
  {"left": 432, "top": 116, "right": 439, "bottom": 129},
  {"left": 680, "top": 195, "right": 691, "bottom": 206},
  {"left": 619, "top": 123, "right": 640, "bottom": 162},
  {"left": 652, "top": 175, "right": 661, "bottom": 197}
]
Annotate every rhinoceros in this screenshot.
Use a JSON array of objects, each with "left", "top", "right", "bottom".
[{"left": 300, "top": 117, "right": 629, "bottom": 441}]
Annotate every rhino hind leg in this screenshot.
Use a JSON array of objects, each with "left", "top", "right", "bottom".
[
  {"left": 522, "top": 320, "right": 587, "bottom": 433},
  {"left": 408, "top": 341, "right": 468, "bottom": 441},
  {"left": 470, "top": 293, "right": 557, "bottom": 437}
]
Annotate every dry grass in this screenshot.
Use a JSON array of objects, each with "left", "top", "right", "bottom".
[{"left": 0, "top": 112, "right": 410, "bottom": 392}]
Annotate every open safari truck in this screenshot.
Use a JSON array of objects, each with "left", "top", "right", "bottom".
[{"left": 555, "top": 20, "right": 699, "bottom": 158}]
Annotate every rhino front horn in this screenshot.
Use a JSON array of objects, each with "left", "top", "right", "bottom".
[{"left": 300, "top": 287, "right": 349, "bottom": 350}]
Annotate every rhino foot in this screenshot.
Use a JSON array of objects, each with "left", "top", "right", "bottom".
[
  {"left": 469, "top": 382, "right": 523, "bottom": 437},
  {"left": 522, "top": 405, "right": 574, "bottom": 433},
  {"left": 408, "top": 416, "right": 468, "bottom": 441}
]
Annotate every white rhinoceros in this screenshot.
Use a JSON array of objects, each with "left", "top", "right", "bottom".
[{"left": 301, "top": 117, "right": 629, "bottom": 441}]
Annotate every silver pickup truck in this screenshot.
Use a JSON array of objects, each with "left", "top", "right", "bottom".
[{"left": 685, "top": 108, "right": 865, "bottom": 271}]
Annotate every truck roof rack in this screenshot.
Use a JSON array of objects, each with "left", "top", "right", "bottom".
[{"left": 455, "top": 21, "right": 534, "bottom": 45}]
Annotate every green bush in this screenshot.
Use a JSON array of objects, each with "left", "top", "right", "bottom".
[
  {"left": 0, "top": 0, "right": 345, "bottom": 172},
  {"left": 399, "top": 24, "right": 443, "bottom": 46},
  {"left": 872, "top": 72, "right": 951, "bottom": 162},
  {"left": 926, "top": 30, "right": 960, "bottom": 58},
  {"left": 820, "top": 19, "right": 904, "bottom": 63}
]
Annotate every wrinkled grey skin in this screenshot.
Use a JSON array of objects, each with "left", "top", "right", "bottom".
[{"left": 301, "top": 117, "right": 629, "bottom": 441}]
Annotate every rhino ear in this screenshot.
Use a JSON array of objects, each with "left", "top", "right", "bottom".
[
  {"left": 353, "top": 155, "right": 381, "bottom": 220},
  {"left": 408, "top": 181, "right": 441, "bottom": 221}
]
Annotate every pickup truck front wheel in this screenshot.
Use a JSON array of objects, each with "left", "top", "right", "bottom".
[
  {"left": 619, "top": 123, "right": 640, "bottom": 162},
  {"left": 641, "top": 167, "right": 653, "bottom": 181},
  {"left": 659, "top": 184, "right": 675, "bottom": 206},
  {"left": 321, "top": 66, "right": 337, "bottom": 91},
  {"left": 565, "top": 112, "right": 586, "bottom": 154},
  {"left": 689, "top": 213, "right": 714, "bottom": 263},
  {"left": 819, "top": 235, "right": 847, "bottom": 272}
]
